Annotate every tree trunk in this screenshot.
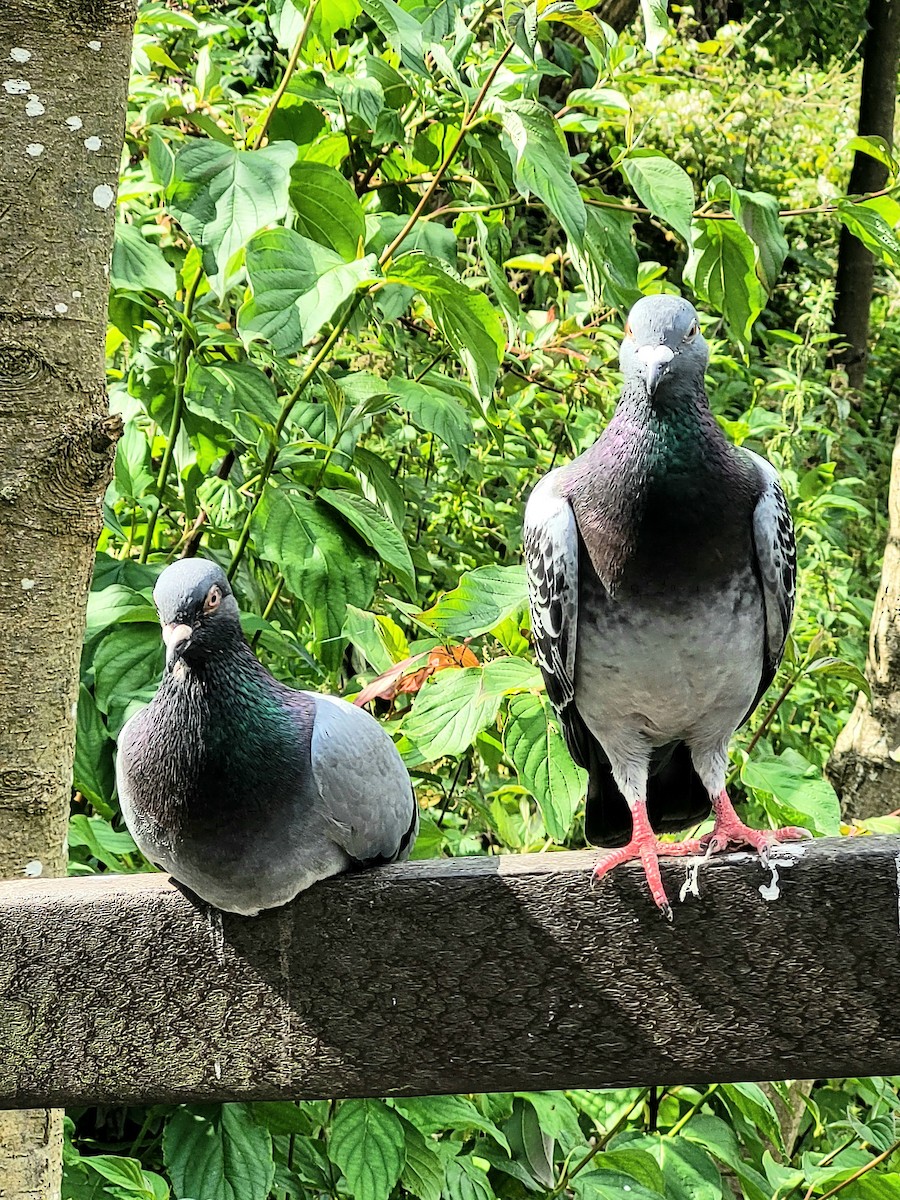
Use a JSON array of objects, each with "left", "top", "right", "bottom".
[
  {"left": 831, "top": 0, "right": 900, "bottom": 389},
  {"left": 0, "top": 3, "right": 133, "bottom": 1195},
  {"left": 829, "top": 429, "right": 900, "bottom": 818}
]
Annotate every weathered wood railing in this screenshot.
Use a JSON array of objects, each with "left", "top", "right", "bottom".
[{"left": 0, "top": 835, "right": 896, "bottom": 1109}]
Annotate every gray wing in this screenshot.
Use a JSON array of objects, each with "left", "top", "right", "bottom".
[
  {"left": 310, "top": 695, "right": 418, "bottom": 866},
  {"left": 523, "top": 471, "right": 589, "bottom": 765},
  {"left": 745, "top": 450, "right": 796, "bottom": 713}
]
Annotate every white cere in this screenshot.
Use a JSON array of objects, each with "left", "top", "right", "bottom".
[
  {"left": 25, "top": 143, "right": 44, "bottom": 157},
  {"left": 10, "top": 49, "right": 32, "bottom": 63},
  {"left": 25, "top": 95, "right": 44, "bottom": 117},
  {"left": 92, "top": 183, "right": 115, "bottom": 210},
  {"left": 22, "top": 860, "right": 43, "bottom": 878},
  {"left": 84, "top": 135, "right": 101, "bottom": 152},
  {"left": 20, "top": 578, "right": 35, "bottom": 590},
  {"left": 87, "top": 40, "right": 101, "bottom": 51},
  {"left": 65, "top": 115, "right": 83, "bottom": 131},
  {"left": 54, "top": 303, "right": 68, "bottom": 314},
  {"left": 3, "top": 79, "right": 30, "bottom": 94}
]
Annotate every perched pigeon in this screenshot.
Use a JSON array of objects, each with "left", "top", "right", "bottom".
[
  {"left": 524, "top": 295, "right": 806, "bottom": 917},
  {"left": 116, "top": 558, "right": 418, "bottom": 915}
]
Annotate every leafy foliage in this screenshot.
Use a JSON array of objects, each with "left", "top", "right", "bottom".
[{"left": 67, "top": 0, "right": 900, "bottom": 1194}]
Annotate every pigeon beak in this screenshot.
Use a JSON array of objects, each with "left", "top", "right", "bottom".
[
  {"left": 162, "top": 622, "right": 193, "bottom": 669},
  {"left": 636, "top": 344, "right": 675, "bottom": 396}
]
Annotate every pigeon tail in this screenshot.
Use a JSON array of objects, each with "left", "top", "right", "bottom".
[{"left": 584, "top": 740, "right": 711, "bottom": 848}]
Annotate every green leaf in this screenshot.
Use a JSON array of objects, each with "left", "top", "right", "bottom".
[
  {"left": 505, "top": 692, "right": 586, "bottom": 840},
  {"left": 620, "top": 150, "right": 695, "bottom": 244},
  {"left": 681, "top": 1115, "right": 770, "bottom": 1200},
  {"left": 741, "top": 748, "right": 840, "bottom": 835},
  {"left": 319, "top": 487, "right": 416, "bottom": 598},
  {"left": 731, "top": 189, "right": 788, "bottom": 292},
  {"left": 639, "top": 0, "right": 670, "bottom": 53},
  {"left": 572, "top": 1170, "right": 665, "bottom": 1200},
  {"left": 113, "top": 422, "right": 154, "bottom": 503},
  {"left": 111, "top": 223, "right": 176, "bottom": 297},
  {"left": 514, "top": 1092, "right": 583, "bottom": 1149},
  {"left": 685, "top": 218, "right": 766, "bottom": 351},
  {"left": 499, "top": 99, "right": 587, "bottom": 249},
  {"left": 241, "top": 227, "right": 379, "bottom": 352},
  {"left": 290, "top": 161, "right": 366, "bottom": 261},
  {"left": 504, "top": 1098, "right": 554, "bottom": 1189},
  {"left": 329, "top": 1100, "right": 406, "bottom": 1200},
  {"left": 184, "top": 361, "right": 281, "bottom": 442},
  {"left": 254, "top": 486, "right": 377, "bottom": 672},
  {"left": 163, "top": 1104, "right": 274, "bottom": 1200},
  {"left": 504, "top": 0, "right": 539, "bottom": 56},
  {"left": 359, "top": 0, "right": 427, "bottom": 74},
  {"left": 387, "top": 254, "right": 504, "bottom": 400},
  {"left": 93, "top": 624, "right": 163, "bottom": 735},
  {"left": 539, "top": 4, "right": 615, "bottom": 49},
  {"left": 81, "top": 1154, "right": 159, "bottom": 1199},
  {"left": 404, "top": 660, "right": 540, "bottom": 760},
  {"left": 417, "top": 565, "right": 527, "bottom": 638},
  {"left": 68, "top": 815, "right": 140, "bottom": 872},
  {"left": 843, "top": 1174, "right": 900, "bottom": 1200},
  {"left": 719, "top": 1083, "right": 784, "bottom": 1154},
  {"left": 571, "top": 203, "right": 641, "bottom": 310},
  {"left": 593, "top": 1150, "right": 665, "bottom": 1193},
  {"left": 73, "top": 686, "right": 114, "bottom": 809},
  {"left": 836, "top": 199, "right": 900, "bottom": 267},
  {"left": 343, "top": 606, "right": 409, "bottom": 673},
  {"left": 396, "top": 1096, "right": 511, "bottom": 1151},
  {"left": 845, "top": 134, "right": 899, "bottom": 177},
  {"left": 387, "top": 377, "right": 474, "bottom": 469},
  {"left": 626, "top": 1135, "right": 722, "bottom": 1200},
  {"left": 706, "top": 175, "right": 787, "bottom": 292},
  {"left": 86, "top": 583, "right": 158, "bottom": 641},
  {"left": 403, "top": 668, "right": 505, "bottom": 759},
  {"left": 400, "top": 1120, "right": 446, "bottom": 1200},
  {"left": 805, "top": 655, "right": 871, "bottom": 700},
  {"left": 166, "top": 140, "right": 297, "bottom": 292},
  {"left": 443, "top": 1156, "right": 495, "bottom": 1200}
]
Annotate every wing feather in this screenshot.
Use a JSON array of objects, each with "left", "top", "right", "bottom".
[
  {"left": 745, "top": 449, "right": 797, "bottom": 715},
  {"left": 523, "top": 472, "right": 588, "bottom": 763}
]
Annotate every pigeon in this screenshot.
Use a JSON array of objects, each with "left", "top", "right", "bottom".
[
  {"left": 116, "top": 558, "right": 418, "bottom": 915},
  {"left": 523, "top": 294, "right": 807, "bottom": 918}
]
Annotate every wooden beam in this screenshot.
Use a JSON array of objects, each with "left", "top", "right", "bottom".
[{"left": 0, "top": 835, "right": 897, "bottom": 1108}]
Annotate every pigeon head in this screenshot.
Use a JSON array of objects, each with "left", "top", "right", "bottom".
[
  {"left": 153, "top": 558, "right": 243, "bottom": 670},
  {"left": 619, "top": 296, "right": 708, "bottom": 399}
]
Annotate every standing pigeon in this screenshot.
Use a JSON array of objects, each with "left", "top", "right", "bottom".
[
  {"left": 116, "top": 558, "right": 418, "bottom": 915},
  {"left": 524, "top": 295, "right": 806, "bottom": 918}
]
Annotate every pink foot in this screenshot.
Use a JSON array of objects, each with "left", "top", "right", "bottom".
[
  {"left": 700, "top": 790, "right": 810, "bottom": 858},
  {"left": 591, "top": 804, "right": 706, "bottom": 921}
]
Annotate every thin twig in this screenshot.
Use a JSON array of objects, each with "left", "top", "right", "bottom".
[
  {"left": 227, "top": 39, "right": 516, "bottom": 579},
  {"left": 803, "top": 1137, "right": 900, "bottom": 1200},
  {"left": 551, "top": 1089, "right": 650, "bottom": 1194},
  {"left": 252, "top": 0, "right": 321, "bottom": 150},
  {"left": 140, "top": 271, "right": 202, "bottom": 563},
  {"left": 378, "top": 41, "right": 515, "bottom": 265}
]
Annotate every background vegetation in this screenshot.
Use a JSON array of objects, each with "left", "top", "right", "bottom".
[{"left": 66, "top": 0, "right": 900, "bottom": 1196}]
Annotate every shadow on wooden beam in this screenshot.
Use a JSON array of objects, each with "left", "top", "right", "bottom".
[{"left": 0, "top": 835, "right": 897, "bottom": 1108}]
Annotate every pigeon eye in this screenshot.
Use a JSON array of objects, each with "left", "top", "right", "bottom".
[
  {"left": 204, "top": 586, "right": 222, "bottom": 613},
  {"left": 684, "top": 321, "right": 700, "bottom": 342}
]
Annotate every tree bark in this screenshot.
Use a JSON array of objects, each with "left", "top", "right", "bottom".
[
  {"left": 0, "top": 3, "right": 133, "bottom": 1195},
  {"left": 829, "top": 429, "right": 900, "bottom": 818},
  {"left": 831, "top": 0, "right": 900, "bottom": 390}
]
